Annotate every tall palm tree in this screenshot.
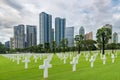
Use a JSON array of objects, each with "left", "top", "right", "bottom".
[
  {"left": 52, "top": 41, "right": 56, "bottom": 54},
  {"left": 60, "top": 39, "right": 68, "bottom": 53},
  {"left": 44, "top": 43, "right": 50, "bottom": 53},
  {"left": 74, "top": 34, "right": 84, "bottom": 54}
]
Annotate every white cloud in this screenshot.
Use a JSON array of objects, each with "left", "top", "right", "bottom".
[{"left": 0, "top": 0, "right": 120, "bottom": 43}]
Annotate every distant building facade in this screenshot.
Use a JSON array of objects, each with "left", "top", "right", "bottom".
[
  {"left": 79, "top": 26, "right": 85, "bottom": 40},
  {"left": 39, "top": 12, "right": 52, "bottom": 46},
  {"left": 26, "top": 25, "right": 37, "bottom": 47},
  {"left": 55, "top": 17, "right": 66, "bottom": 46},
  {"left": 65, "top": 27, "right": 74, "bottom": 47},
  {"left": 5, "top": 41, "right": 10, "bottom": 48},
  {"left": 85, "top": 32, "right": 93, "bottom": 40},
  {"left": 10, "top": 37, "right": 14, "bottom": 49},
  {"left": 52, "top": 29, "right": 54, "bottom": 41},
  {"left": 14, "top": 24, "right": 25, "bottom": 48},
  {"left": 113, "top": 32, "right": 118, "bottom": 44},
  {"left": 79, "top": 26, "right": 85, "bottom": 35}
]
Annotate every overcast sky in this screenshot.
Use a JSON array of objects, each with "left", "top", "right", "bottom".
[{"left": 0, "top": 0, "right": 120, "bottom": 44}]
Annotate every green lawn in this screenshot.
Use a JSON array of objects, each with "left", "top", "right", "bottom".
[{"left": 0, "top": 50, "right": 120, "bottom": 80}]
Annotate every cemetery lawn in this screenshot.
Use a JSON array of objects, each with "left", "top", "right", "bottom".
[{"left": 0, "top": 51, "right": 120, "bottom": 80}]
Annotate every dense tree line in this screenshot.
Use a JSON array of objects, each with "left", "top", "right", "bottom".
[
  {"left": 1, "top": 26, "right": 120, "bottom": 54},
  {"left": 0, "top": 42, "right": 10, "bottom": 54}
]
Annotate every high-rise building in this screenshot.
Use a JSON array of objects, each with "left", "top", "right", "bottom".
[
  {"left": 26, "top": 25, "right": 37, "bottom": 47},
  {"left": 85, "top": 32, "right": 93, "bottom": 40},
  {"left": 113, "top": 32, "right": 118, "bottom": 43},
  {"left": 5, "top": 41, "right": 10, "bottom": 48},
  {"left": 79, "top": 26, "right": 85, "bottom": 39},
  {"left": 79, "top": 26, "right": 85, "bottom": 36},
  {"left": 103, "top": 24, "right": 112, "bottom": 43},
  {"left": 52, "top": 29, "right": 54, "bottom": 41},
  {"left": 14, "top": 24, "right": 25, "bottom": 48},
  {"left": 10, "top": 37, "right": 14, "bottom": 49},
  {"left": 65, "top": 27, "right": 74, "bottom": 47},
  {"left": 39, "top": 12, "right": 52, "bottom": 46},
  {"left": 55, "top": 17, "right": 66, "bottom": 46}
]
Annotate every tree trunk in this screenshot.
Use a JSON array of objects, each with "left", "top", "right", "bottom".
[
  {"left": 102, "top": 34, "right": 105, "bottom": 55},
  {"left": 78, "top": 45, "right": 80, "bottom": 54}
]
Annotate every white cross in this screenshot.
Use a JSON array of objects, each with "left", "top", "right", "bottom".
[
  {"left": 39, "top": 59, "right": 52, "bottom": 79},
  {"left": 63, "top": 54, "right": 67, "bottom": 64},
  {"left": 17, "top": 55, "right": 21, "bottom": 64},
  {"left": 102, "top": 55, "right": 106, "bottom": 65},
  {"left": 34, "top": 55, "right": 38, "bottom": 63},
  {"left": 12, "top": 56, "right": 15, "bottom": 62},
  {"left": 22, "top": 57, "right": 30, "bottom": 69},
  {"left": 76, "top": 54, "right": 81, "bottom": 63},
  {"left": 47, "top": 54, "right": 53, "bottom": 62},
  {"left": 89, "top": 56, "right": 95, "bottom": 68},
  {"left": 40, "top": 54, "right": 42, "bottom": 60},
  {"left": 111, "top": 54, "right": 115, "bottom": 63},
  {"left": 70, "top": 57, "right": 78, "bottom": 71},
  {"left": 85, "top": 54, "right": 89, "bottom": 61}
]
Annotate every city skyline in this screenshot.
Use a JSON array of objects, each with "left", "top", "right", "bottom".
[{"left": 0, "top": 0, "right": 120, "bottom": 43}]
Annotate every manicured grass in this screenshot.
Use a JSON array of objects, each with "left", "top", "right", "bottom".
[{"left": 0, "top": 50, "right": 120, "bottom": 80}]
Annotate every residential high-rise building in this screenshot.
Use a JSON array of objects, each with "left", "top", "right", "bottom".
[
  {"left": 26, "top": 25, "right": 37, "bottom": 47},
  {"left": 10, "top": 37, "right": 14, "bottom": 49},
  {"left": 55, "top": 17, "right": 66, "bottom": 46},
  {"left": 103, "top": 24, "right": 112, "bottom": 43},
  {"left": 85, "top": 32, "right": 93, "bottom": 40},
  {"left": 65, "top": 27, "right": 74, "bottom": 47},
  {"left": 52, "top": 29, "right": 54, "bottom": 41},
  {"left": 5, "top": 41, "right": 10, "bottom": 48},
  {"left": 39, "top": 12, "right": 52, "bottom": 46},
  {"left": 14, "top": 24, "right": 25, "bottom": 48},
  {"left": 79, "top": 26, "right": 85, "bottom": 39},
  {"left": 113, "top": 32, "right": 118, "bottom": 43}
]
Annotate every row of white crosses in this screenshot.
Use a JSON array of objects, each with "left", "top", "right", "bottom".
[{"left": 1, "top": 51, "right": 119, "bottom": 79}]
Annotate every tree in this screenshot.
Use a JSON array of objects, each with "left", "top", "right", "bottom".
[
  {"left": 75, "top": 35, "right": 84, "bottom": 54},
  {"left": 0, "top": 42, "right": 7, "bottom": 53},
  {"left": 96, "top": 27, "right": 112, "bottom": 55},
  {"left": 44, "top": 43, "right": 50, "bottom": 53},
  {"left": 37, "top": 44, "right": 44, "bottom": 53},
  {"left": 106, "top": 43, "right": 117, "bottom": 54},
  {"left": 85, "top": 40, "right": 97, "bottom": 52},
  {"left": 60, "top": 39, "right": 68, "bottom": 53},
  {"left": 52, "top": 41, "right": 56, "bottom": 54}
]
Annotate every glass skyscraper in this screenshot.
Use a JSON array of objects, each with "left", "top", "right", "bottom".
[
  {"left": 14, "top": 24, "right": 25, "bottom": 48},
  {"left": 113, "top": 32, "right": 118, "bottom": 44},
  {"left": 39, "top": 12, "right": 52, "bottom": 46},
  {"left": 26, "top": 25, "right": 37, "bottom": 47},
  {"left": 55, "top": 17, "right": 66, "bottom": 46},
  {"left": 65, "top": 27, "right": 74, "bottom": 47}
]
